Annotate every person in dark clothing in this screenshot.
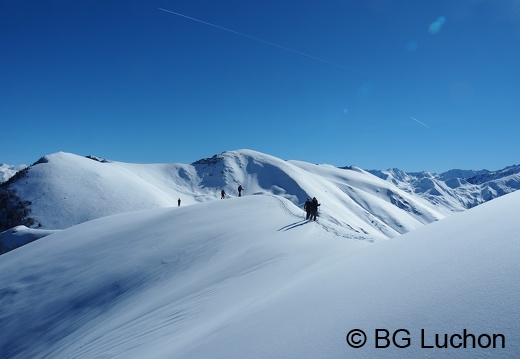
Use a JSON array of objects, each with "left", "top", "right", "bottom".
[
  {"left": 304, "top": 198, "right": 312, "bottom": 220},
  {"left": 178, "top": 198, "right": 181, "bottom": 207},
  {"left": 238, "top": 185, "right": 244, "bottom": 197},
  {"left": 311, "top": 197, "right": 320, "bottom": 221},
  {"left": 221, "top": 189, "right": 226, "bottom": 199}
]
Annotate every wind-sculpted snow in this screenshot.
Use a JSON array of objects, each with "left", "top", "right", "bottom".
[
  {"left": 1, "top": 188, "right": 519, "bottom": 358},
  {"left": 0, "top": 195, "right": 372, "bottom": 358}
]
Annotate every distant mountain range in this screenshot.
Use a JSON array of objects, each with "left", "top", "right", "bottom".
[
  {"left": 367, "top": 165, "right": 520, "bottom": 210},
  {"left": 1, "top": 150, "right": 519, "bottom": 254}
]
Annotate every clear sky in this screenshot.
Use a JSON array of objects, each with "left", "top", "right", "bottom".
[{"left": 1, "top": 0, "right": 519, "bottom": 172}]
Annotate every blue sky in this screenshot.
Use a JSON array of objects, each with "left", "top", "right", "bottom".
[{"left": 1, "top": 0, "right": 519, "bottom": 172}]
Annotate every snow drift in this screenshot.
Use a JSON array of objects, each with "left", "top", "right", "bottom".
[
  {"left": 0, "top": 225, "right": 59, "bottom": 254},
  {"left": 1, "top": 190, "right": 519, "bottom": 358}
]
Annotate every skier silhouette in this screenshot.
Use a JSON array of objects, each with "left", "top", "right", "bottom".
[
  {"left": 238, "top": 185, "right": 244, "bottom": 197},
  {"left": 221, "top": 189, "right": 226, "bottom": 199}
]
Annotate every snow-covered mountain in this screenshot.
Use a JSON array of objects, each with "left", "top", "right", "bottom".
[
  {"left": 2, "top": 150, "right": 448, "bottom": 239},
  {"left": 2, "top": 150, "right": 519, "bottom": 255},
  {"left": 368, "top": 165, "right": 520, "bottom": 210},
  {"left": 1, "top": 183, "right": 519, "bottom": 358},
  {"left": 0, "top": 163, "right": 27, "bottom": 183}
]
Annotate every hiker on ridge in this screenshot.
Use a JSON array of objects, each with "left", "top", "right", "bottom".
[
  {"left": 304, "top": 198, "right": 312, "bottom": 220},
  {"left": 311, "top": 197, "right": 320, "bottom": 221}
]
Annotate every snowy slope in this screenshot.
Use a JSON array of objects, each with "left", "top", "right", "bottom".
[
  {"left": 6, "top": 153, "right": 199, "bottom": 229},
  {"left": 6, "top": 150, "right": 446, "bottom": 238},
  {"left": 0, "top": 225, "right": 59, "bottom": 254},
  {"left": 0, "top": 163, "right": 26, "bottom": 183},
  {"left": 369, "top": 165, "right": 520, "bottom": 210},
  {"left": 1, "top": 190, "right": 519, "bottom": 358}
]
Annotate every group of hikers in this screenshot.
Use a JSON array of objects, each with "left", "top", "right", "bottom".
[
  {"left": 199, "top": 186, "right": 322, "bottom": 222},
  {"left": 221, "top": 185, "right": 244, "bottom": 199},
  {"left": 304, "top": 197, "right": 321, "bottom": 221},
  {"left": 221, "top": 188, "right": 320, "bottom": 221}
]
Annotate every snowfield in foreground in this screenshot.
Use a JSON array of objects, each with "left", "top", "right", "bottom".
[{"left": 1, "top": 190, "right": 519, "bottom": 358}]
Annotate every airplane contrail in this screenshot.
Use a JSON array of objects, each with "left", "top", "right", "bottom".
[
  {"left": 410, "top": 116, "right": 431, "bottom": 129},
  {"left": 158, "top": 8, "right": 369, "bottom": 74}
]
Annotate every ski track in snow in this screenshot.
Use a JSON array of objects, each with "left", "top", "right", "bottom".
[{"left": 271, "top": 193, "right": 373, "bottom": 242}]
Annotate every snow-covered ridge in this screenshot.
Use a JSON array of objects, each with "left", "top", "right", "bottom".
[
  {"left": 1, "top": 181, "right": 519, "bottom": 358},
  {"left": 0, "top": 225, "right": 59, "bottom": 254},
  {"left": 2, "top": 150, "right": 518, "bottom": 251},
  {"left": 3, "top": 150, "right": 447, "bottom": 239},
  {"left": 368, "top": 164, "right": 520, "bottom": 210},
  {"left": 0, "top": 163, "right": 27, "bottom": 183}
]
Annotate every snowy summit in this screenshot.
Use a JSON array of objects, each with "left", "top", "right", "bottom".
[{"left": 4, "top": 150, "right": 453, "bottom": 236}]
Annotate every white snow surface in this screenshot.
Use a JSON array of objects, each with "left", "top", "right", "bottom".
[
  {"left": 0, "top": 225, "right": 59, "bottom": 254},
  {"left": 1, "top": 190, "right": 519, "bottom": 358},
  {"left": 0, "top": 163, "right": 26, "bottom": 183},
  {"left": 371, "top": 166, "right": 520, "bottom": 210},
  {"left": 9, "top": 150, "right": 448, "bottom": 238}
]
